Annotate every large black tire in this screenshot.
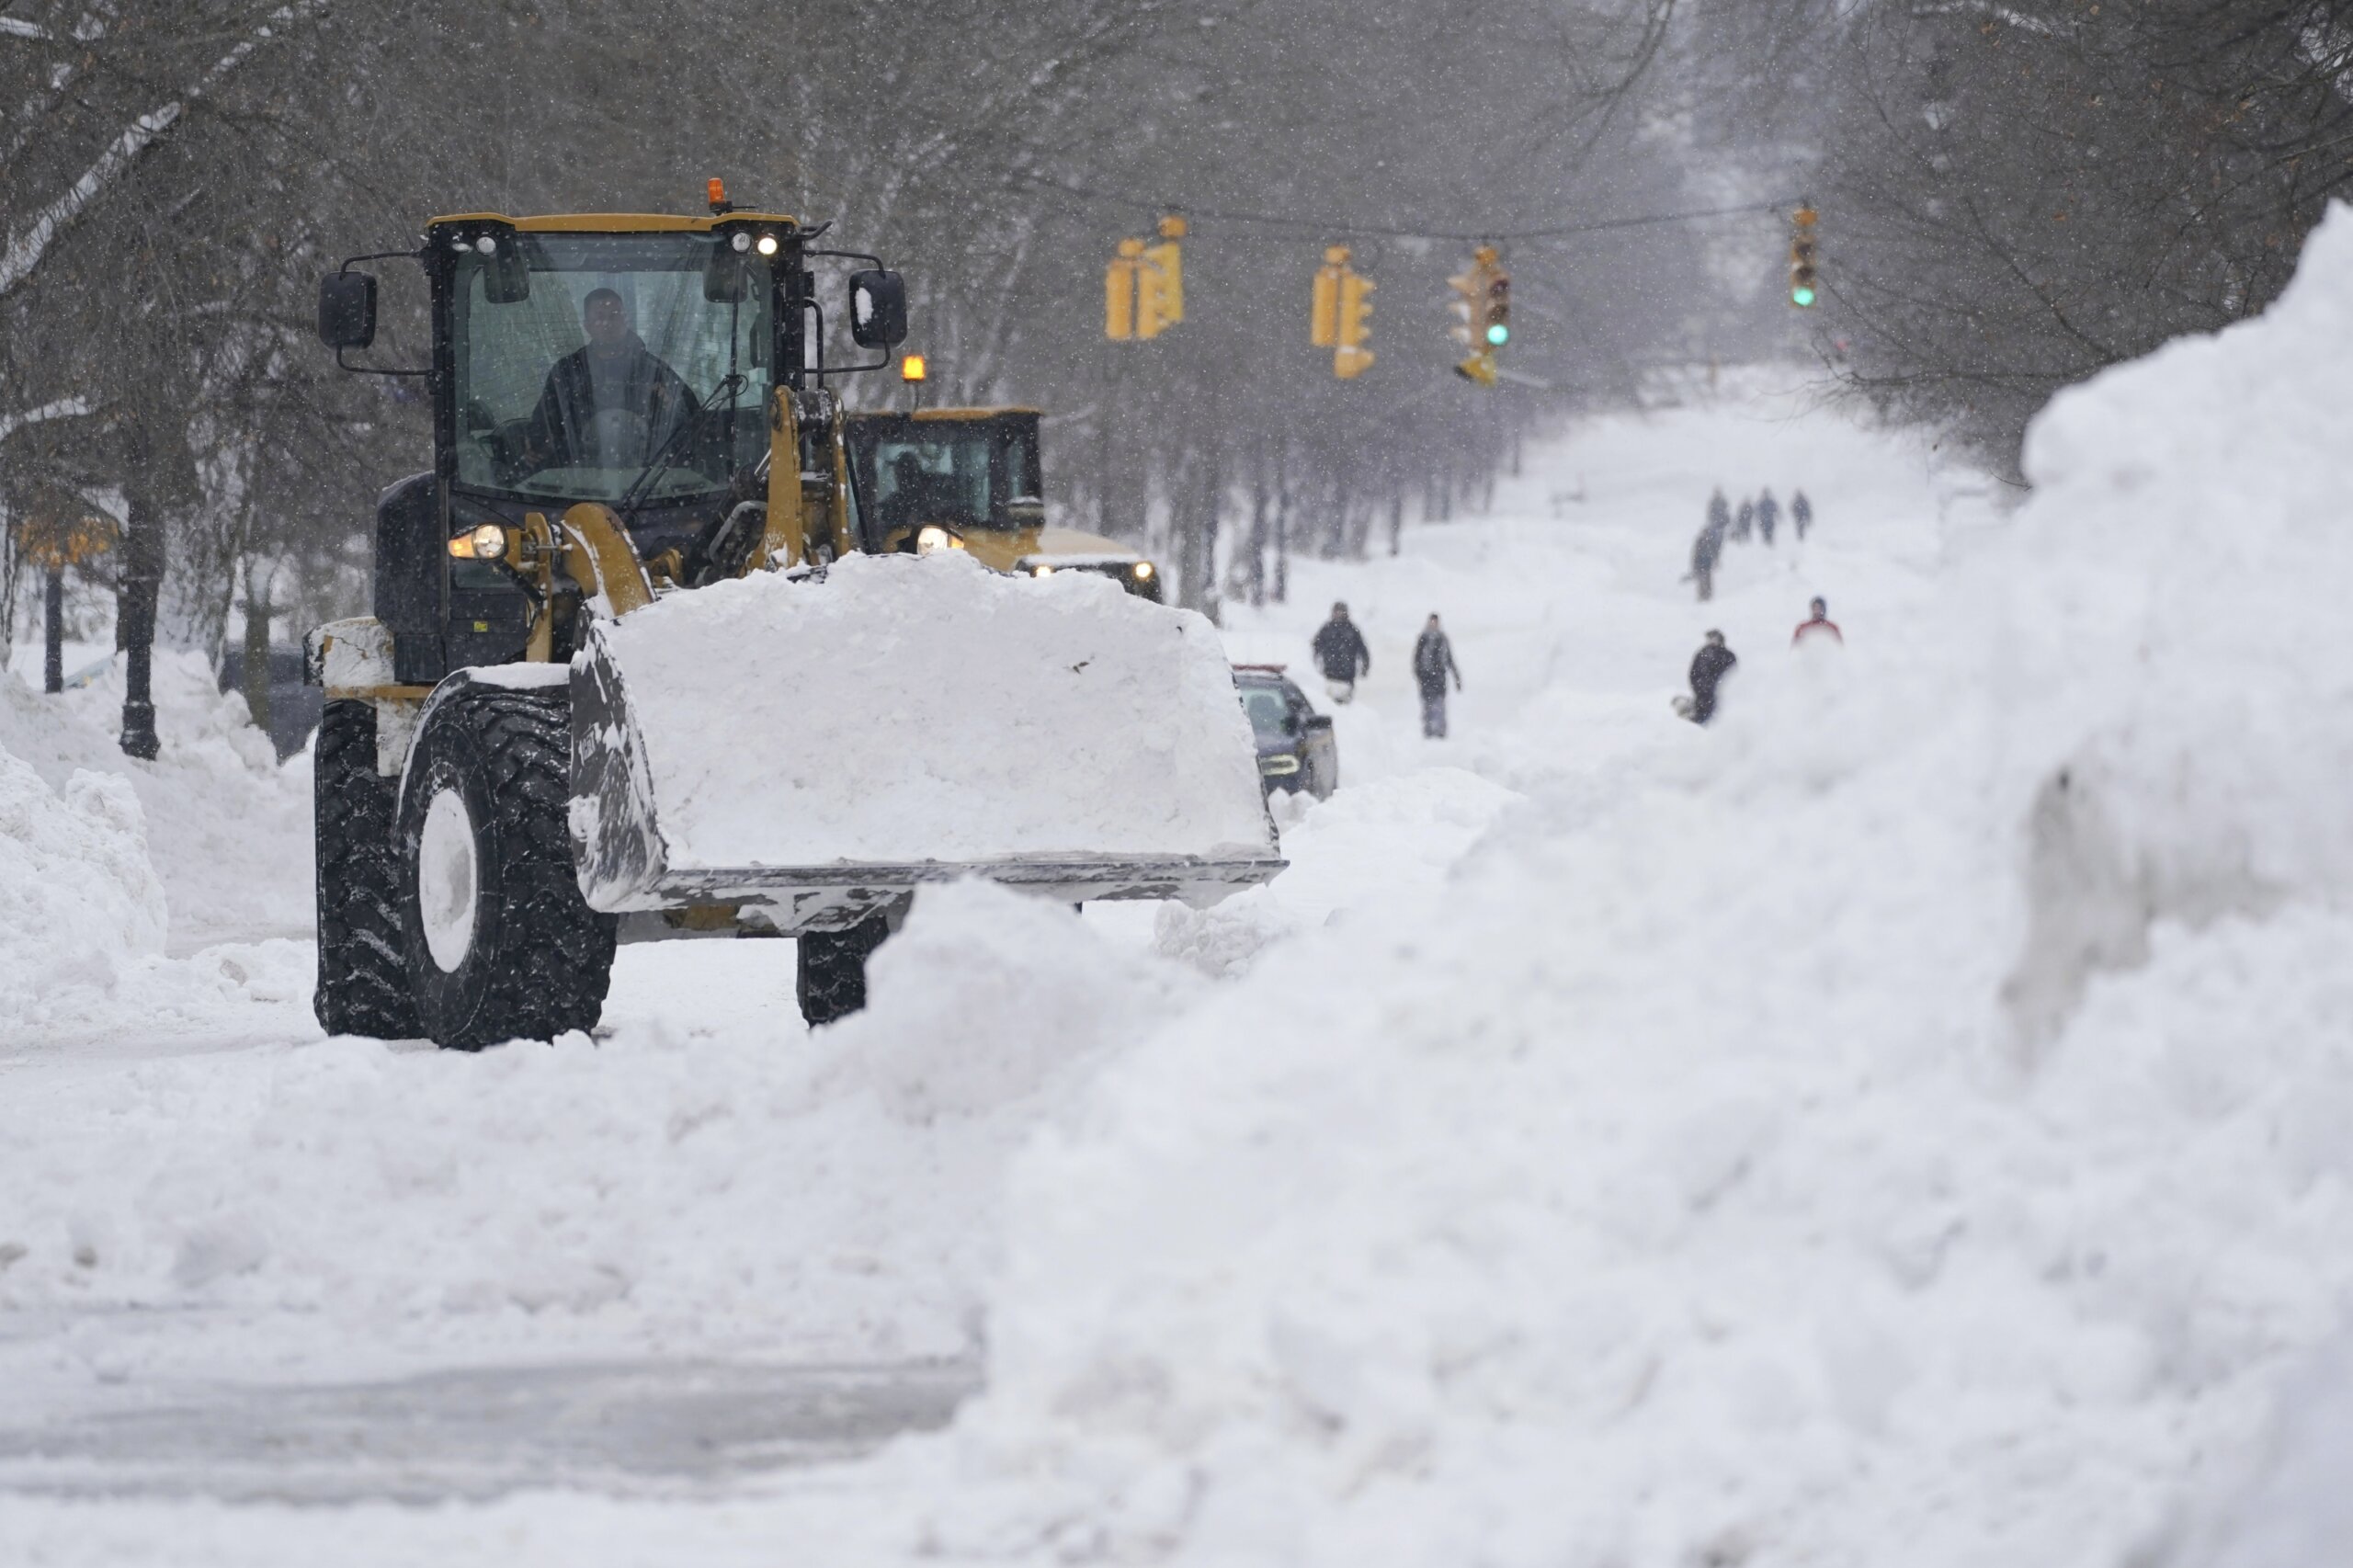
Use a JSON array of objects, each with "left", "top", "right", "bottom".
[
  {"left": 396, "top": 683, "right": 616, "bottom": 1051},
  {"left": 313, "top": 699, "right": 422, "bottom": 1039},
  {"left": 796, "top": 915, "right": 889, "bottom": 1028}
]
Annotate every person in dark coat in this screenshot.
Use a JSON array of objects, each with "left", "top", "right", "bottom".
[
  {"left": 1312, "top": 601, "right": 1371, "bottom": 703},
  {"left": 1688, "top": 630, "right": 1737, "bottom": 724},
  {"left": 523, "top": 288, "right": 696, "bottom": 473},
  {"left": 1691, "top": 522, "right": 1722, "bottom": 602},
  {"left": 1412, "top": 614, "right": 1462, "bottom": 738},
  {"left": 1706, "top": 488, "right": 1731, "bottom": 539},
  {"left": 1733, "top": 494, "right": 1755, "bottom": 542},
  {"left": 1791, "top": 490, "right": 1813, "bottom": 540},
  {"left": 1756, "top": 487, "right": 1779, "bottom": 546}
]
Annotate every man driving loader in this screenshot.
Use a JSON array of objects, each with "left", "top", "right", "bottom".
[{"left": 523, "top": 287, "right": 696, "bottom": 472}]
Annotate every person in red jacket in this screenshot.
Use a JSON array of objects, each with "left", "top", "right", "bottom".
[{"left": 1791, "top": 596, "right": 1843, "bottom": 647}]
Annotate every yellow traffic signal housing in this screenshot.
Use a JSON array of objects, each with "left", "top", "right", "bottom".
[
  {"left": 1137, "top": 254, "right": 1172, "bottom": 339},
  {"left": 1146, "top": 214, "right": 1186, "bottom": 327},
  {"left": 1106, "top": 237, "right": 1143, "bottom": 340},
  {"left": 1790, "top": 206, "right": 1820, "bottom": 308},
  {"left": 1311, "top": 244, "right": 1347, "bottom": 347},
  {"left": 1337, "top": 269, "right": 1373, "bottom": 348},
  {"left": 1482, "top": 272, "right": 1510, "bottom": 347},
  {"left": 1335, "top": 264, "right": 1374, "bottom": 378}
]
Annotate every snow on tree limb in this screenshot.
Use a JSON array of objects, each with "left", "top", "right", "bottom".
[{"left": 0, "top": 1, "right": 324, "bottom": 301}]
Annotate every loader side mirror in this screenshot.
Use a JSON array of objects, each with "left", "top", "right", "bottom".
[
  {"left": 482, "top": 238, "right": 531, "bottom": 305},
  {"left": 704, "top": 247, "right": 750, "bottom": 305},
  {"left": 1302, "top": 713, "right": 1334, "bottom": 734},
  {"left": 847, "top": 269, "right": 908, "bottom": 347},
  {"left": 317, "top": 272, "right": 378, "bottom": 350}
]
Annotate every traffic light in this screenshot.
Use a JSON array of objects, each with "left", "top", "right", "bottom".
[
  {"left": 1790, "top": 206, "right": 1819, "bottom": 308},
  {"left": 1144, "top": 214, "right": 1186, "bottom": 327},
  {"left": 1450, "top": 245, "right": 1505, "bottom": 385},
  {"left": 1107, "top": 237, "right": 1142, "bottom": 340},
  {"left": 1312, "top": 244, "right": 1347, "bottom": 347},
  {"left": 1336, "top": 267, "right": 1374, "bottom": 379},
  {"left": 1482, "top": 271, "right": 1510, "bottom": 347}
]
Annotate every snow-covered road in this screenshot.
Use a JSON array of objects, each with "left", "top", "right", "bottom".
[{"left": 7, "top": 273, "right": 2352, "bottom": 1563}]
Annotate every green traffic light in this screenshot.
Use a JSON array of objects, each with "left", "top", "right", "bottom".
[
  {"left": 1791, "top": 286, "right": 1817, "bottom": 308},
  {"left": 1484, "top": 323, "right": 1508, "bottom": 346}
]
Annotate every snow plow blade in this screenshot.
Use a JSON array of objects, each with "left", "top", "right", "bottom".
[{"left": 568, "top": 553, "right": 1282, "bottom": 931}]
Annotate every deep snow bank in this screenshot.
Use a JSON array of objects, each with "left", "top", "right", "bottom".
[
  {"left": 0, "top": 749, "right": 165, "bottom": 1035},
  {"left": 585, "top": 552, "right": 1270, "bottom": 872},
  {"left": 0, "top": 649, "right": 310, "bottom": 946},
  {"left": 886, "top": 210, "right": 2353, "bottom": 1564},
  {"left": 0, "top": 881, "right": 1193, "bottom": 1364}
]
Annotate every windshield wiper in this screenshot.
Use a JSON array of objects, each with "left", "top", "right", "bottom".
[{"left": 616, "top": 371, "right": 747, "bottom": 525}]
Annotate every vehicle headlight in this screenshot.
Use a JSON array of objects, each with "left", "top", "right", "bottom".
[
  {"left": 449, "top": 522, "right": 509, "bottom": 561},
  {"left": 1131, "top": 561, "right": 1154, "bottom": 581},
  {"left": 1259, "top": 755, "right": 1301, "bottom": 776},
  {"left": 916, "top": 525, "right": 955, "bottom": 555},
  {"left": 1032, "top": 564, "right": 1055, "bottom": 578}
]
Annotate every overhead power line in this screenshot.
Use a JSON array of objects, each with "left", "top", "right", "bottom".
[{"left": 1011, "top": 171, "right": 1788, "bottom": 244}]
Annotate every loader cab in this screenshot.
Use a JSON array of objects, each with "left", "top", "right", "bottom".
[
  {"left": 846, "top": 408, "right": 1163, "bottom": 600},
  {"left": 323, "top": 209, "right": 906, "bottom": 684}
]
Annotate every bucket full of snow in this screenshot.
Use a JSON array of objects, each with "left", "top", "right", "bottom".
[{"left": 568, "top": 552, "right": 1281, "bottom": 930}]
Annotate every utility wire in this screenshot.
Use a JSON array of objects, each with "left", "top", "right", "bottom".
[{"left": 1010, "top": 171, "right": 1787, "bottom": 244}]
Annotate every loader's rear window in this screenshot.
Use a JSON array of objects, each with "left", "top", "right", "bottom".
[{"left": 450, "top": 234, "right": 775, "bottom": 506}]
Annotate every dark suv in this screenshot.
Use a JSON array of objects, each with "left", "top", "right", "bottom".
[{"left": 1235, "top": 665, "right": 1337, "bottom": 800}]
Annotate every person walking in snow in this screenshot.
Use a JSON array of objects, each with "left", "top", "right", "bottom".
[
  {"left": 1706, "top": 487, "right": 1731, "bottom": 540},
  {"left": 1756, "top": 488, "right": 1779, "bottom": 547},
  {"left": 1733, "top": 494, "right": 1755, "bottom": 542},
  {"left": 1312, "top": 601, "right": 1372, "bottom": 704},
  {"left": 1791, "top": 596, "right": 1844, "bottom": 647},
  {"left": 1686, "top": 630, "right": 1737, "bottom": 724},
  {"left": 1412, "top": 614, "right": 1462, "bottom": 738},
  {"left": 1691, "top": 521, "right": 1722, "bottom": 602},
  {"left": 1790, "top": 490, "right": 1813, "bottom": 540}
]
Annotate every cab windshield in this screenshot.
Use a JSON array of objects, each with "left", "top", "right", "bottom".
[
  {"left": 868, "top": 422, "right": 1042, "bottom": 534},
  {"left": 451, "top": 233, "right": 774, "bottom": 505}
]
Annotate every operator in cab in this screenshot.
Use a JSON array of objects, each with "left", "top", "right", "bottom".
[{"left": 523, "top": 287, "right": 697, "bottom": 472}]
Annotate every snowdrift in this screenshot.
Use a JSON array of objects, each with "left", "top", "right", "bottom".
[
  {"left": 0, "top": 648, "right": 311, "bottom": 947},
  {"left": 0, "top": 881, "right": 1193, "bottom": 1363},
  {"left": 885, "top": 209, "right": 2353, "bottom": 1564},
  {"left": 0, "top": 750, "right": 166, "bottom": 1035}
]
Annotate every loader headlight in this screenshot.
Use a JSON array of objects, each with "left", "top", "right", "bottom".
[
  {"left": 1032, "top": 564, "right": 1055, "bottom": 578},
  {"left": 1131, "top": 561, "right": 1154, "bottom": 581},
  {"left": 1259, "top": 755, "right": 1302, "bottom": 776},
  {"left": 917, "top": 525, "right": 952, "bottom": 554},
  {"left": 756, "top": 233, "right": 779, "bottom": 256},
  {"left": 449, "top": 523, "right": 509, "bottom": 561}
]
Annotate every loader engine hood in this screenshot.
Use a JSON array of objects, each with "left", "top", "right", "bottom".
[{"left": 568, "top": 552, "right": 1278, "bottom": 923}]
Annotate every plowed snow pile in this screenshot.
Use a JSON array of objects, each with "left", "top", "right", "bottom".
[
  {"left": 0, "top": 752, "right": 165, "bottom": 1031},
  {"left": 881, "top": 209, "right": 2353, "bottom": 1563},
  {"left": 587, "top": 552, "right": 1269, "bottom": 869},
  {"left": 0, "top": 881, "right": 1188, "bottom": 1364}
]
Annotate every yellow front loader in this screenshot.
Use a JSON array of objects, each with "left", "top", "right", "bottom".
[{"left": 304, "top": 199, "right": 1279, "bottom": 1050}]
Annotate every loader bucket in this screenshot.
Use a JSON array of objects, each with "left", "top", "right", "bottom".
[{"left": 569, "top": 553, "right": 1281, "bottom": 931}]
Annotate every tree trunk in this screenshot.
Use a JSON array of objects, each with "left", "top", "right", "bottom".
[
  {"left": 1246, "top": 476, "right": 1267, "bottom": 608},
  {"left": 44, "top": 567, "right": 64, "bottom": 695},
  {"left": 241, "top": 566, "right": 273, "bottom": 734},
  {"left": 118, "top": 492, "right": 164, "bottom": 760},
  {"left": 1387, "top": 491, "right": 1404, "bottom": 556}
]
